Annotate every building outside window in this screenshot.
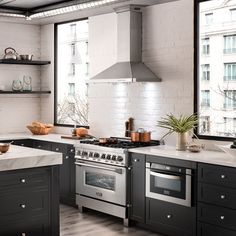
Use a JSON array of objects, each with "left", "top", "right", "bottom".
[
  {"left": 224, "top": 35, "right": 236, "bottom": 53},
  {"left": 201, "top": 64, "right": 210, "bottom": 80},
  {"left": 55, "top": 19, "right": 89, "bottom": 126},
  {"left": 197, "top": 0, "right": 236, "bottom": 139},
  {"left": 224, "top": 90, "right": 236, "bottom": 109},
  {"left": 224, "top": 63, "right": 236, "bottom": 81},
  {"left": 201, "top": 90, "right": 210, "bottom": 107},
  {"left": 205, "top": 13, "right": 213, "bottom": 25},
  {"left": 202, "top": 38, "right": 210, "bottom": 55}
]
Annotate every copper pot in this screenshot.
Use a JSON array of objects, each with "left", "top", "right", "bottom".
[{"left": 131, "top": 128, "right": 151, "bottom": 143}]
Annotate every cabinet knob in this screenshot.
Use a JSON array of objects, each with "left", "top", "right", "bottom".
[
  {"left": 70, "top": 149, "right": 74, "bottom": 153},
  {"left": 221, "top": 174, "right": 226, "bottom": 179},
  {"left": 20, "top": 178, "right": 26, "bottom": 183},
  {"left": 220, "top": 194, "right": 226, "bottom": 199},
  {"left": 21, "top": 233, "right": 26, "bottom": 236},
  {"left": 220, "top": 215, "right": 225, "bottom": 220},
  {"left": 38, "top": 145, "right": 41, "bottom": 148},
  {"left": 134, "top": 159, "right": 139, "bottom": 162},
  {"left": 166, "top": 214, "right": 172, "bottom": 219},
  {"left": 20, "top": 204, "right": 26, "bottom": 209},
  {"left": 56, "top": 147, "right": 60, "bottom": 151},
  {"left": 66, "top": 156, "right": 69, "bottom": 159},
  {"left": 21, "top": 144, "right": 25, "bottom": 146}
]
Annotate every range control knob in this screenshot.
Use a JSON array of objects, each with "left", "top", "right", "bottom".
[
  {"left": 112, "top": 155, "right": 117, "bottom": 161},
  {"left": 94, "top": 153, "right": 100, "bottom": 158},
  {"left": 101, "top": 154, "right": 106, "bottom": 159},
  {"left": 106, "top": 154, "right": 111, "bottom": 160},
  {"left": 89, "top": 152, "right": 93, "bottom": 157},
  {"left": 82, "top": 151, "right": 88, "bottom": 156},
  {"left": 77, "top": 150, "right": 81, "bottom": 156},
  {"left": 117, "top": 156, "right": 123, "bottom": 162}
]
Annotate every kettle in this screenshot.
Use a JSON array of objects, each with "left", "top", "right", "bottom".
[{"left": 3, "top": 47, "right": 18, "bottom": 60}]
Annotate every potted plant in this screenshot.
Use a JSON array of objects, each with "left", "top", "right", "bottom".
[{"left": 157, "top": 114, "right": 198, "bottom": 151}]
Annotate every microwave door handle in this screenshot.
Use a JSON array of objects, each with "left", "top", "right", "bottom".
[
  {"left": 75, "top": 161, "right": 123, "bottom": 174},
  {"left": 150, "top": 171, "right": 182, "bottom": 180}
]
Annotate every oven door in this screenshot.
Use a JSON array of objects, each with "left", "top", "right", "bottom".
[
  {"left": 146, "top": 166, "right": 191, "bottom": 207},
  {"left": 75, "top": 160, "right": 127, "bottom": 206}
]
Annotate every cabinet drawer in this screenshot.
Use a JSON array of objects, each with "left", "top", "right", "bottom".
[
  {"left": 146, "top": 198, "right": 196, "bottom": 235},
  {"left": 198, "top": 183, "right": 236, "bottom": 209},
  {"left": 33, "top": 141, "right": 51, "bottom": 150},
  {"left": 198, "top": 223, "right": 236, "bottom": 236},
  {"left": 198, "top": 164, "right": 236, "bottom": 188},
  {"left": 0, "top": 216, "right": 49, "bottom": 236},
  {"left": 0, "top": 190, "right": 49, "bottom": 222},
  {"left": 0, "top": 168, "right": 49, "bottom": 191},
  {"left": 198, "top": 203, "right": 236, "bottom": 231},
  {"left": 12, "top": 139, "right": 34, "bottom": 148},
  {"left": 51, "top": 143, "right": 67, "bottom": 153}
]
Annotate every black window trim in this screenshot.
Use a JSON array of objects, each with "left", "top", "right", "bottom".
[
  {"left": 54, "top": 18, "right": 89, "bottom": 128},
  {"left": 194, "top": 0, "right": 235, "bottom": 141}
]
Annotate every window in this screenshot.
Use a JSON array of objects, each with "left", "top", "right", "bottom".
[
  {"left": 200, "top": 116, "right": 210, "bottom": 134},
  {"left": 224, "top": 63, "right": 236, "bottom": 81},
  {"left": 68, "top": 83, "right": 75, "bottom": 95},
  {"left": 201, "top": 64, "right": 210, "bottom": 80},
  {"left": 224, "top": 35, "right": 236, "bottom": 54},
  {"left": 196, "top": 0, "right": 236, "bottom": 140},
  {"left": 69, "top": 63, "right": 75, "bottom": 76},
  {"left": 224, "top": 90, "right": 236, "bottom": 109},
  {"left": 70, "top": 23, "right": 76, "bottom": 38},
  {"left": 202, "top": 38, "right": 210, "bottom": 55},
  {"left": 230, "top": 9, "right": 236, "bottom": 21},
  {"left": 224, "top": 117, "right": 236, "bottom": 136},
  {"left": 71, "top": 43, "right": 76, "bottom": 56},
  {"left": 205, "top": 13, "right": 213, "bottom": 25},
  {"left": 55, "top": 19, "right": 89, "bottom": 126},
  {"left": 201, "top": 90, "right": 210, "bottom": 107}
]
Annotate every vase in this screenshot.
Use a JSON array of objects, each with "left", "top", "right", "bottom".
[{"left": 176, "top": 132, "right": 188, "bottom": 151}]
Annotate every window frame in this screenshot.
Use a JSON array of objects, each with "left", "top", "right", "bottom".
[
  {"left": 194, "top": 0, "right": 235, "bottom": 141},
  {"left": 54, "top": 18, "right": 89, "bottom": 128}
]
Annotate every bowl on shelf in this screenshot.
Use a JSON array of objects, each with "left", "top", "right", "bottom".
[
  {"left": 0, "top": 143, "right": 10, "bottom": 153},
  {"left": 20, "top": 55, "right": 33, "bottom": 61},
  {"left": 216, "top": 144, "right": 236, "bottom": 158}
]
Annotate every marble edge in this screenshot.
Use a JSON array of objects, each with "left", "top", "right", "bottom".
[{"left": 129, "top": 146, "right": 236, "bottom": 168}]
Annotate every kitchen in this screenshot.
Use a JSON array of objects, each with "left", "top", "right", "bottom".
[{"left": 0, "top": 0, "right": 235, "bottom": 235}]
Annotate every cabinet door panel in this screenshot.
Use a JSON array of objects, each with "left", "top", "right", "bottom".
[
  {"left": 198, "top": 223, "right": 236, "bottom": 236},
  {"left": 130, "top": 154, "right": 145, "bottom": 223}
]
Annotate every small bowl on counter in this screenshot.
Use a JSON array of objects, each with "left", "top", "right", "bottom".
[{"left": 0, "top": 143, "right": 11, "bottom": 154}]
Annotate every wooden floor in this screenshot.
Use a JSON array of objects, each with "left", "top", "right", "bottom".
[{"left": 60, "top": 205, "right": 162, "bottom": 236}]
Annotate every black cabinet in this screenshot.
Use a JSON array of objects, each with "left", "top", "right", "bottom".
[
  {"left": 0, "top": 166, "right": 59, "bottom": 236},
  {"left": 197, "top": 163, "right": 236, "bottom": 236},
  {"left": 33, "top": 140, "right": 76, "bottom": 206},
  {"left": 129, "top": 154, "right": 146, "bottom": 223},
  {"left": 146, "top": 198, "right": 196, "bottom": 236}
]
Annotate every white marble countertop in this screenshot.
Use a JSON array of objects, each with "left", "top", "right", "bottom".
[
  {"left": 0, "top": 133, "right": 80, "bottom": 145},
  {"left": 0, "top": 145, "right": 62, "bottom": 172},
  {"left": 129, "top": 145, "right": 236, "bottom": 168}
]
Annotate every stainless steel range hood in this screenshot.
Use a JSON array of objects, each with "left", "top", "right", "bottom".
[{"left": 90, "top": 5, "right": 161, "bottom": 83}]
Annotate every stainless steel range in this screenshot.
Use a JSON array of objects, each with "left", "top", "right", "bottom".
[{"left": 74, "top": 138, "right": 160, "bottom": 226}]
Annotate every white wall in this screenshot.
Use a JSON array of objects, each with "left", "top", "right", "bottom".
[
  {"left": 88, "top": 0, "right": 194, "bottom": 145},
  {"left": 0, "top": 22, "right": 42, "bottom": 133}
]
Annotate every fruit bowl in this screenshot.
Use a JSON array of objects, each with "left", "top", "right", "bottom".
[{"left": 0, "top": 143, "right": 10, "bottom": 153}]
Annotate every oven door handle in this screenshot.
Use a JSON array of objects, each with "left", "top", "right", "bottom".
[
  {"left": 150, "top": 170, "right": 182, "bottom": 180},
  {"left": 75, "top": 161, "right": 123, "bottom": 174}
]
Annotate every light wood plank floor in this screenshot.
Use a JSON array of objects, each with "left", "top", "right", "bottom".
[{"left": 60, "top": 205, "right": 162, "bottom": 236}]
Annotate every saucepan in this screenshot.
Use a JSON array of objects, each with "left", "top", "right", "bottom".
[{"left": 131, "top": 128, "right": 151, "bottom": 143}]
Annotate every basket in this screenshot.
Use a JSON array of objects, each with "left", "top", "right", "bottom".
[{"left": 27, "top": 125, "right": 53, "bottom": 135}]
